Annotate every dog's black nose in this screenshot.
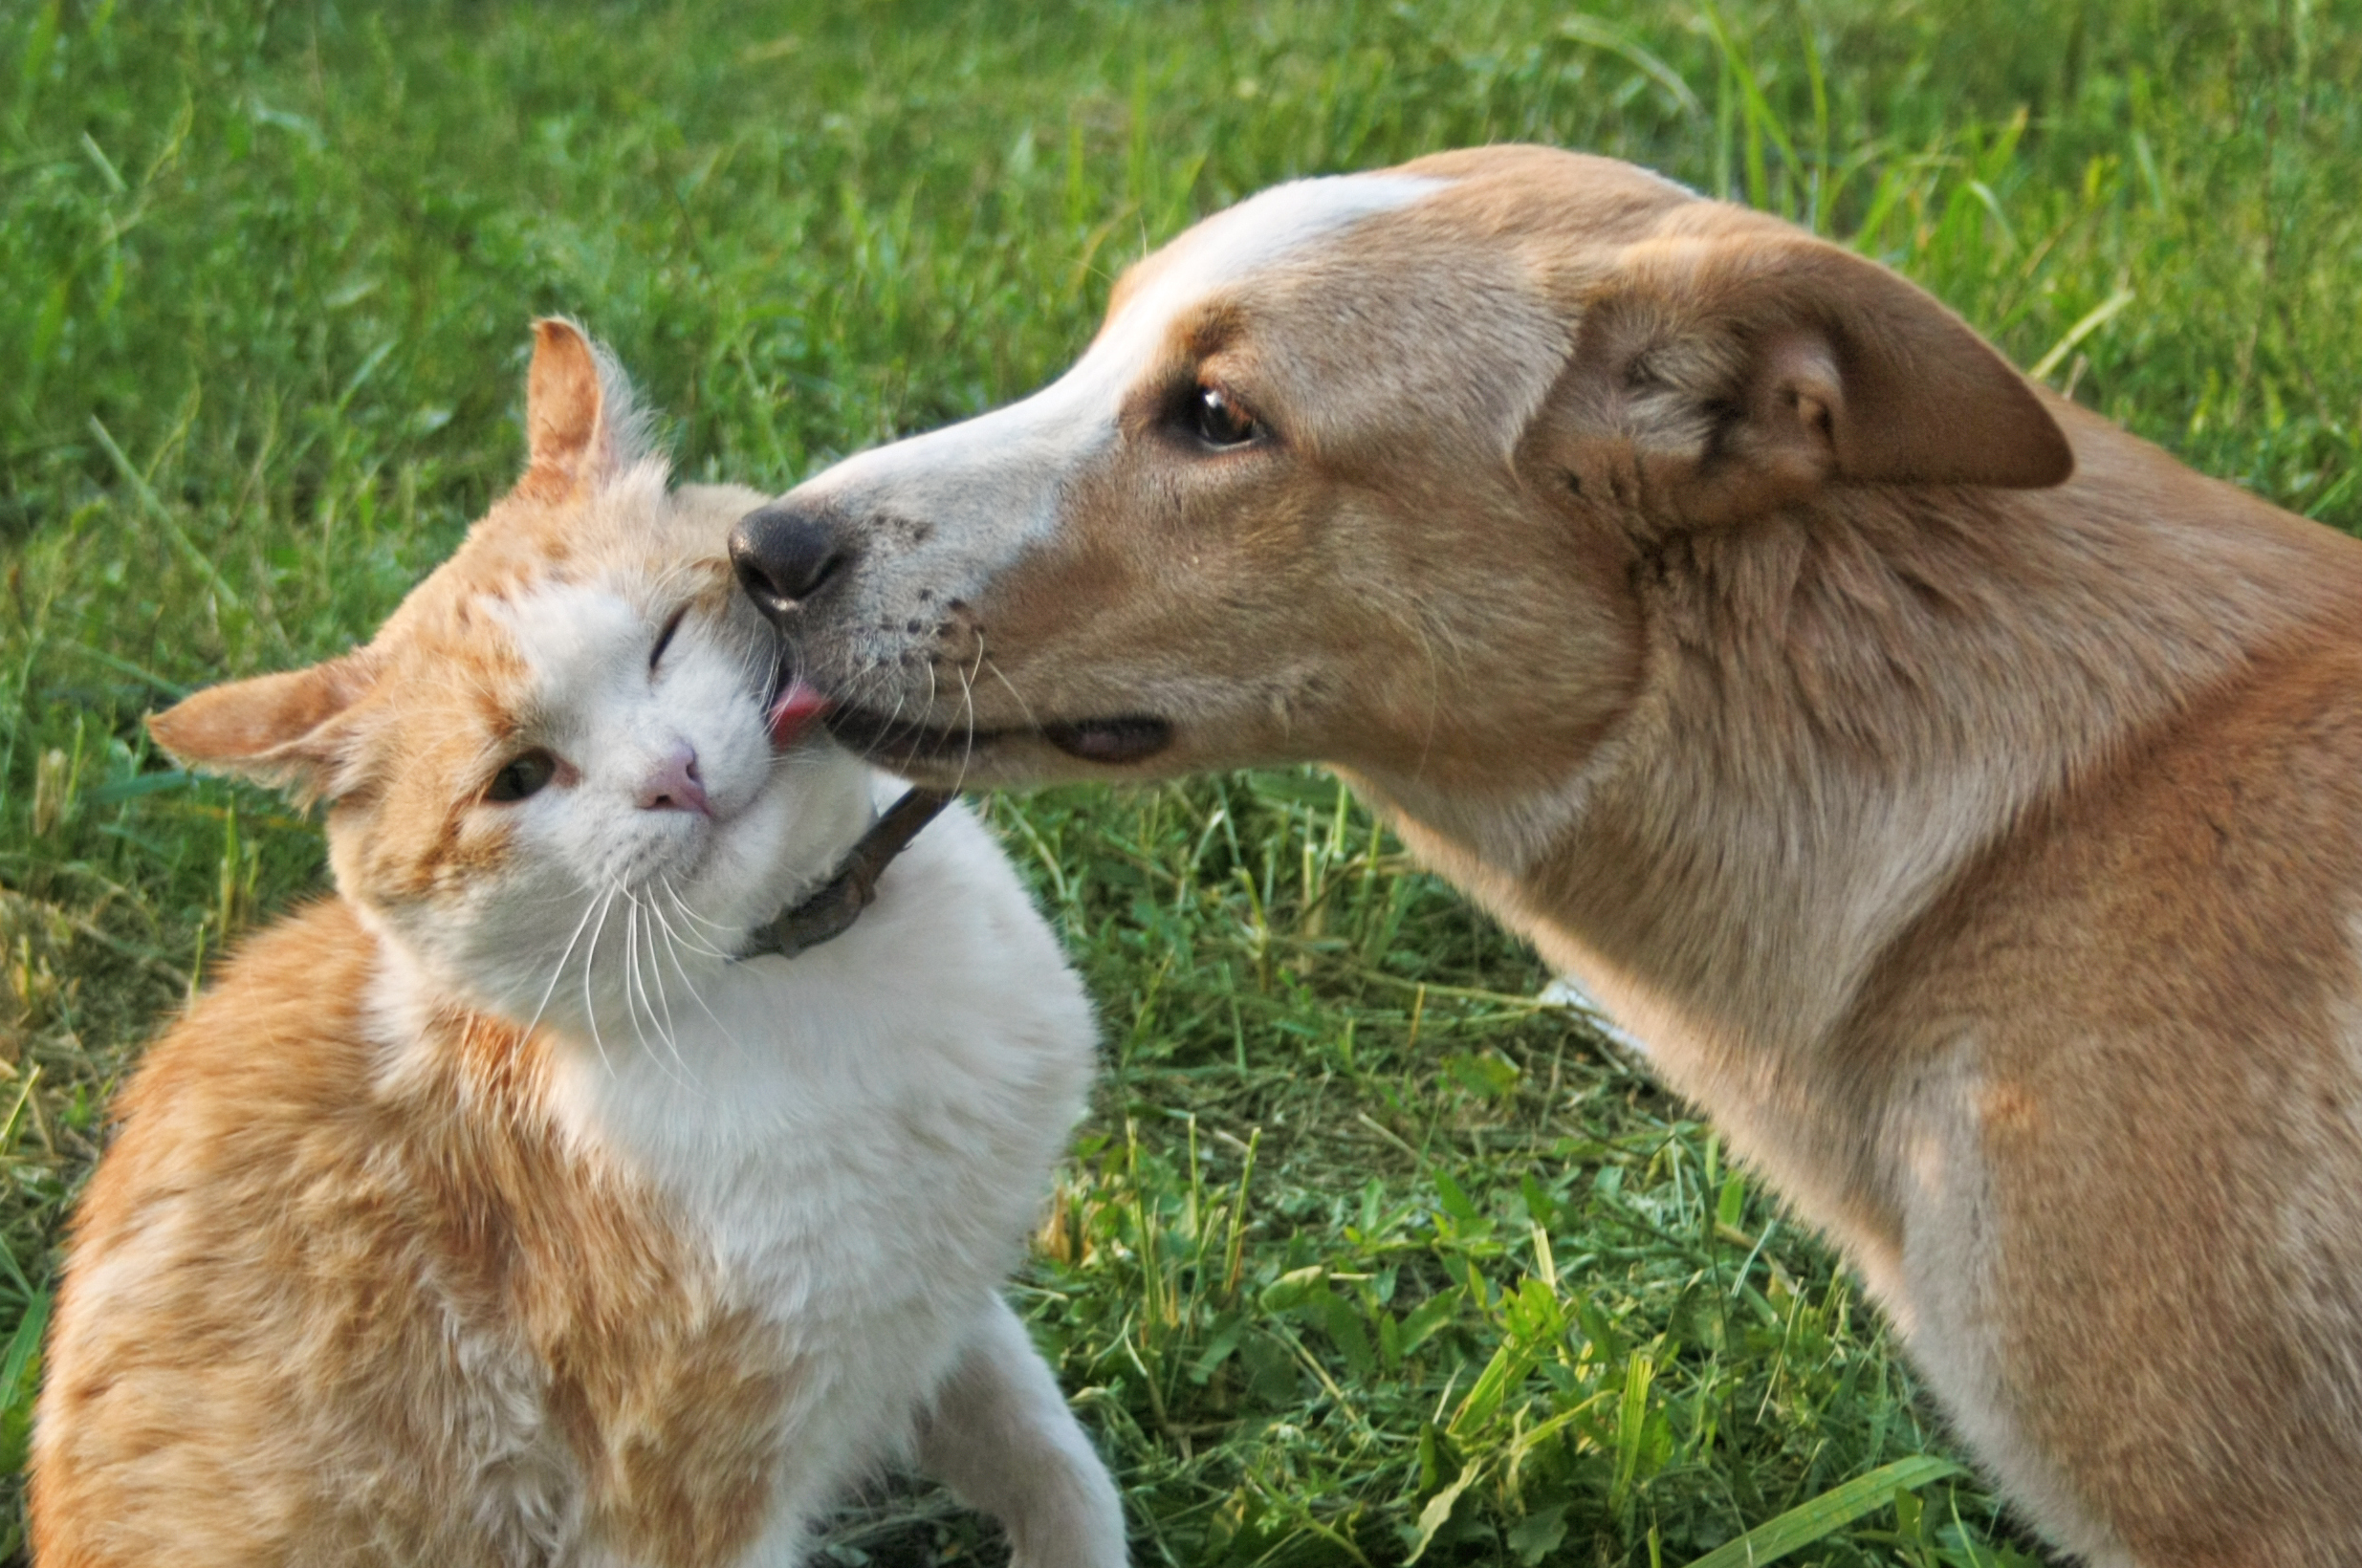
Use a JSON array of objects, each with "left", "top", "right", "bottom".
[{"left": 731, "top": 502, "right": 851, "bottom": 622}]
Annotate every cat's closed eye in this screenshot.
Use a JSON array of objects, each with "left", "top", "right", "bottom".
[
  {"left": 485, "top": 749, "right": 562, "bottom": 803},
  {"left": 649, "top": 603, "right": 690, "bottom": 674}
]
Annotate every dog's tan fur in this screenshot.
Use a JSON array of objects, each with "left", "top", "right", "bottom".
[{"left": 749, "top": 146, "right": 2362, "bottom": 1563}]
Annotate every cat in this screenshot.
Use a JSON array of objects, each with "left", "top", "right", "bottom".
[{"left": 29, "top": 320, "right": 1126, "bottom": 1568}]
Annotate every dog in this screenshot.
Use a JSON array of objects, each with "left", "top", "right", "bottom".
[{"left": 729, "top": 145, "right": 2362, "bottom": 1566}]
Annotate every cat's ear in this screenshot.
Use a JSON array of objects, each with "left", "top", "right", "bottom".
[
  {"left": 147, "top": 652, "right": 380, "bottom": 802},
  {"left": 520, "top": 317, "right": 654, "bottom": 497}
]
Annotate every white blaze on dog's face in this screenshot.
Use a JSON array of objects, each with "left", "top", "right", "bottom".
[
  {"left": 742, "top": 145, "right": 2068, "bottom": 812},
  {"left": 795, "top": 172, "right": 1454, "bottom": 552}
]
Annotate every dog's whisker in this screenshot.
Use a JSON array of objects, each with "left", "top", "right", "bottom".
[{"left": 980, "top": 653, "right": 1041, "bottom": 734}]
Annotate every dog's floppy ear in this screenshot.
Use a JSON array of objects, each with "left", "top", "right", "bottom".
[
  {"left": 1523, "top": 229, "right": 2072, "bottom": 527},
  {"left": 518, "top": 316, "right": 653, "bottom": 499},
  {"left": 147, "top": 651, "right": 381, "bottom": 804}
]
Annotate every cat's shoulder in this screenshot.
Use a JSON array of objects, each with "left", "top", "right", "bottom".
[
  {"left": 89, "top": 900, "right": 382, "bottom": 1205},
  {"left": 133, "top": 898, "right": 376, "bottom": 1080}
]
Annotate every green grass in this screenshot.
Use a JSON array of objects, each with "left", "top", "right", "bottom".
[{"left": 4, "top": 1, "right": 2360, "bottom": 1563}]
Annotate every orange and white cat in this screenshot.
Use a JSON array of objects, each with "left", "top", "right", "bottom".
[{"left": 29, "top": 321, "right": 1125, "bottom": 1568}]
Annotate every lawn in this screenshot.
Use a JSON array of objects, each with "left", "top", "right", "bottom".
[{"left": 4, "top": 1, "right": 2359, "bottom": 1563}]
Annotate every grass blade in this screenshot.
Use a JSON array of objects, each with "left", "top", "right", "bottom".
[
  {"left": 0, "top": 1293, "right": 51, "bottom": 1402},
  {"left": 1682, "top": 1455, "right": 1966, "bottom": 1568},
  {"left": 1556, "top": 16, "right": 1703, "bottom": 115},
  {"left": 2029, "top": 286, "right": 2136, "bottom": 381}
]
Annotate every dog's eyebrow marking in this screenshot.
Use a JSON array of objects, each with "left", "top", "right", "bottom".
[
  {"left": 1127, "top": 173, "right": 1448, "bottom": 309},
  {"left": 1067, "top": 172, "right": 1449, "bottom": 406},
  {"left": 1093, "top": 175, "right": 1448, "bottom": 355},
  {"left": 806, "top": 175, "right": 1449, "bottom": 480},
  {"left": 790, "top": 173, "right": 1454, "bottom": 584}
]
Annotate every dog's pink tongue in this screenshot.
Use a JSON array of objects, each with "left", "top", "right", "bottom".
[{"left": 767, "top": 681, "right": 832, "bottom": 749}]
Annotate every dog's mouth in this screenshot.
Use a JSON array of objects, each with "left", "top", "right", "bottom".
[{"left": 822, "top": 703, "right": 1173, "bottom": 770}]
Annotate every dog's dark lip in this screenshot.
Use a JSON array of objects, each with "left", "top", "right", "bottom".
[
  {"left": 1039, "top": 716, "right": 1173, "bottom": 763},
  {"left": 822, "top": 704, "right": 1172, "bottom": 767}
]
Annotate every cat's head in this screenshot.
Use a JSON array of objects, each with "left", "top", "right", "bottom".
[{"left": 148, "top": 320, "right": 873, "bottom": 1032}]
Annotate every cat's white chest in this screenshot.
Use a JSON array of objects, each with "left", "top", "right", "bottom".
[
  {"left": 541, "top": 811, "right": 1097, "bottom": 1432},
  {"left": 552, "top": 958, "right": 1084, "bottom": 1308}
]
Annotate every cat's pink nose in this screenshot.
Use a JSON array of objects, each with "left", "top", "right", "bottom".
[{"left": 636, "top": 744, "right": 710, "bottom": 816}]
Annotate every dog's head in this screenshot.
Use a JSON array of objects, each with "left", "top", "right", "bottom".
[{"left": 733, "top": 145, "right": 2069, "bottom": 810}]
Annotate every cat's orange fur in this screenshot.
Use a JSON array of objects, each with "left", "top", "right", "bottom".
[
  {"left": 34, "top": 902, "right": 794, "bottom": 1568},
  {"left": 32, "top": 322, "right": 1124, "bottom": 1567},
  {"left": 30, "top": 327, "right": 797, "bottom": 1568}
]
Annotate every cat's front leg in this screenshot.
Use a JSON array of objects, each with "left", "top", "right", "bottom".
[{"left": 915, "top": 1295, "right": 1126, "bottom": 1568}]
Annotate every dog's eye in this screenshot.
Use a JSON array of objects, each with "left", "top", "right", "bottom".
[
  {"left": 649, "top": 603, "right": 690, "bottom": 672},
  {"left": 485, "top": 748, "right": 561, "bottom": 804},
  {"left": 1192, "top": 386, "right": 1261, "bottom": 448}
]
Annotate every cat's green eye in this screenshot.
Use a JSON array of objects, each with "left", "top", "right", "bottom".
[{"left": 485, "top": 748, "right": 559, "bottom": 804}]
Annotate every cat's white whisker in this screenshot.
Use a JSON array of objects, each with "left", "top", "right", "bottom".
[
  {"left": 647, "top": 885, "right": 749, "bottom": 1061},
  {"left": 733, "top": 633, "right": 773, "bottom": 694},
  {"left": 620, "top": 900, "right": 664, "bottom": 1068},
  {"left": 634, "top": 895, "right": 700, "bottom": 1089},
  {"left": 648, "top": 880, "right": 720, "bottom": 967},
  {"left": 653, "top": 874, "right": 735, "bottom": 961},
  {"left": 521, "top": 882, "right": 608, "bottom": 1038},
  {"left": 642, "top": 556, "right": 701, "bottom": 605},
  {"left": 579, "top": 884, "right": 622, "bottom": 1078}
]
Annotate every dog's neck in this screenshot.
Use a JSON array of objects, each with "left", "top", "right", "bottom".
[{"left": 1352, "top": 410, "right": 2350, "bottom": 1252}]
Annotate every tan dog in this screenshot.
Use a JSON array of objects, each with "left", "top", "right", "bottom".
[{"left": 730, "top": 145, "right": 2362, "bottom": 1566}]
